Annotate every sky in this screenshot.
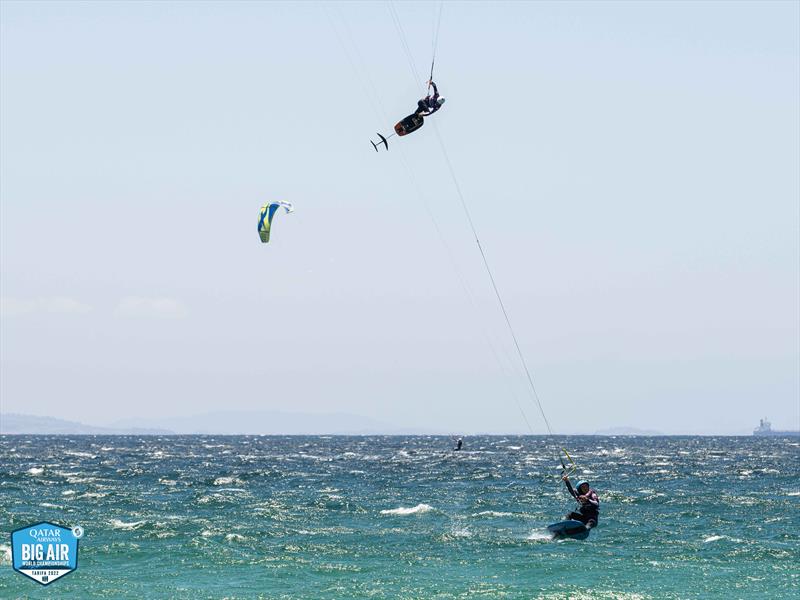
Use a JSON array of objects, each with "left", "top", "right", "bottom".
[{"left": 1, "top": 1, "right": 798, "bottom": 435}]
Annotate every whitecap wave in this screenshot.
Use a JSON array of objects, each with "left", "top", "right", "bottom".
[
  {"left": 537, "top": 592, "right": 647, "bottom": 600},
  {"left": 64, "top": 451, "right": 97, "bottom": 459},
  {"left": 380, "top": 503, "right": 433, "bottom": 516},
  {"left": 109, "top": 519, "right": 146, "bottom": 530},
  {"left": 472, "top": 510, "right": 513, "bottom": 518},
  {"left": 213, "top": 476, "right": 242, "bottom": 486},
  {"left": 66, "top": 476, "right": 95, "bottom": 484},
  {"left": 27, "top": 467, "right": 44, "bottom": 476},
  {"left": 448, "top": 526, "right": 472, "bottom": 538}
]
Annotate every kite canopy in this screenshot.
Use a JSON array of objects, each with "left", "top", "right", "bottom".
[{"left": 258, "top": 201, "right": 294, "bottom": 243}]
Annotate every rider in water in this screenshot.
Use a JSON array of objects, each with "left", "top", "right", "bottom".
[
  {"left": 562, "top": 475, "right": 600, "bottom": 529},
  {"left": 454, "top": 437, "right": 463, "bottom": 451},
  {"left": 416, "top": 80, "right": 445, "bottom": 117}
]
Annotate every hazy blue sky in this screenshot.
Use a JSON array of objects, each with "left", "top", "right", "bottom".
[{"left": 1, "top": 1, "right": 798, "bottom": 434}]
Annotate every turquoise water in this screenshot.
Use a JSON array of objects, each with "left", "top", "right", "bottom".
[{"left": 1, "top": 435, "right": 798, "bottom": 599}]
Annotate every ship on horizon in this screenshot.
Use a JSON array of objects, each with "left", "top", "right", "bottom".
[{"left": 753, "top": 418, "right": 800, "bottom": 437}]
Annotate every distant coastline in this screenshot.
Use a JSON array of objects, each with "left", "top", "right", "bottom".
[
  {"left": 593, "top": 426, "right": 663, "bottom": 436},
  {"left": 2, "top": 413, "right": 793, "bottom": 436},
  {"left": 0, "top": 413, "right": 173, "bottom": 435},
  {"left": 0, "top": 412, "right": 430, "bottom": 436}
]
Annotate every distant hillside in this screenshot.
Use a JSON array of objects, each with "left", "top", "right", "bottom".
[
  {"left": 594, "top": 426, "right": 664, "bottom": 436},
  {"left": 110, "top": 410, "right": 419, "bottom": 435},
  {"left": 0, "top": 413, "right": 173, "bottom": 435}
]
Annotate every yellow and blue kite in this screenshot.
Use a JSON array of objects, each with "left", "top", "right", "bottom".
[{"left": 258, "top": 201, "right": 294, "bottom": 244}]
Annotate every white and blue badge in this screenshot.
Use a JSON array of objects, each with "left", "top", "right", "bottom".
[{"left": 11, "top": 521, "right": 81, "bottom": 585}]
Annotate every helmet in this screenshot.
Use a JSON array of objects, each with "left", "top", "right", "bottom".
[
  {"left": 576, "top": 480, "right": 589, "bottom": 491},
  {"left": 437, "top": 96, "right": 446, "bottom": 106}
]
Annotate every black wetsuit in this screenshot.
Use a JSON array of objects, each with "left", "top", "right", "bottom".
[
  {"left": 416, "top": 81, "right": 441, "bottom": 116},
  {"left": 565, "top": 480, "right": 600, "bottom": 528},
  {"left": 455, "top": 439, "right": 463, "bottom": 451}
]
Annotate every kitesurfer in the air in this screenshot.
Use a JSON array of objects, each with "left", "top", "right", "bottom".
[
  {"left": 562, "top": 475, "right": 600, "bottom": 529},
  {"left": 416, "top": 80, "right": 445, "bottom": 117},
  {"left": 370, "top": 79, "right": 444, "bottom": 150}
]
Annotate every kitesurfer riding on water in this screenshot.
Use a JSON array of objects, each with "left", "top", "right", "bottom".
[
  {"left": 416, "top": 80, "right": 445, "bottom": 117},
  {"left": 562, "top": 475, "right": 600, "bottom": 529}
]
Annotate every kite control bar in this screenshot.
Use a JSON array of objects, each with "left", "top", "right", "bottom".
[{"left": 559, "top": 447, "right": 577, "bottom": 476}]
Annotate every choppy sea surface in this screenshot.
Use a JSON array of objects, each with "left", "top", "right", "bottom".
[{"left": 1, "top": 435, "right": 798, "bottom": 599}]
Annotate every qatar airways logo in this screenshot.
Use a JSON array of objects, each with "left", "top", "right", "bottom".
[{"left": 11, "top": 521, "right": 82, "bottom": 585}]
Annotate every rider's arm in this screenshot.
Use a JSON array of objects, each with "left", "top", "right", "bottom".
[
  {"left": 429, "top": 81, "right": 438, "bottom": 96},
  {"left": 563, "top": 477, "right": 578, "bottom": 499}
]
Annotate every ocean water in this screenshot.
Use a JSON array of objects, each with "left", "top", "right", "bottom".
[{"left": 0, "top": 435, "right": 798, "bottom": 599}]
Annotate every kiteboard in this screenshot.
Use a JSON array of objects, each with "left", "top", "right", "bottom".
[
  {"left": 546, "top": 519, "right": 590, "bottom": 540},
  {"left": 395, "top": 113, "right": 424, "bottom": 136}
]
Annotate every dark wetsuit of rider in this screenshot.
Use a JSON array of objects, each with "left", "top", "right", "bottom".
[
  {"left": 563, "top": 477, "right": 600, "bottom": 529},
  {"left": 416, "top": 81, "right": 442, "bottom": 116}
]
